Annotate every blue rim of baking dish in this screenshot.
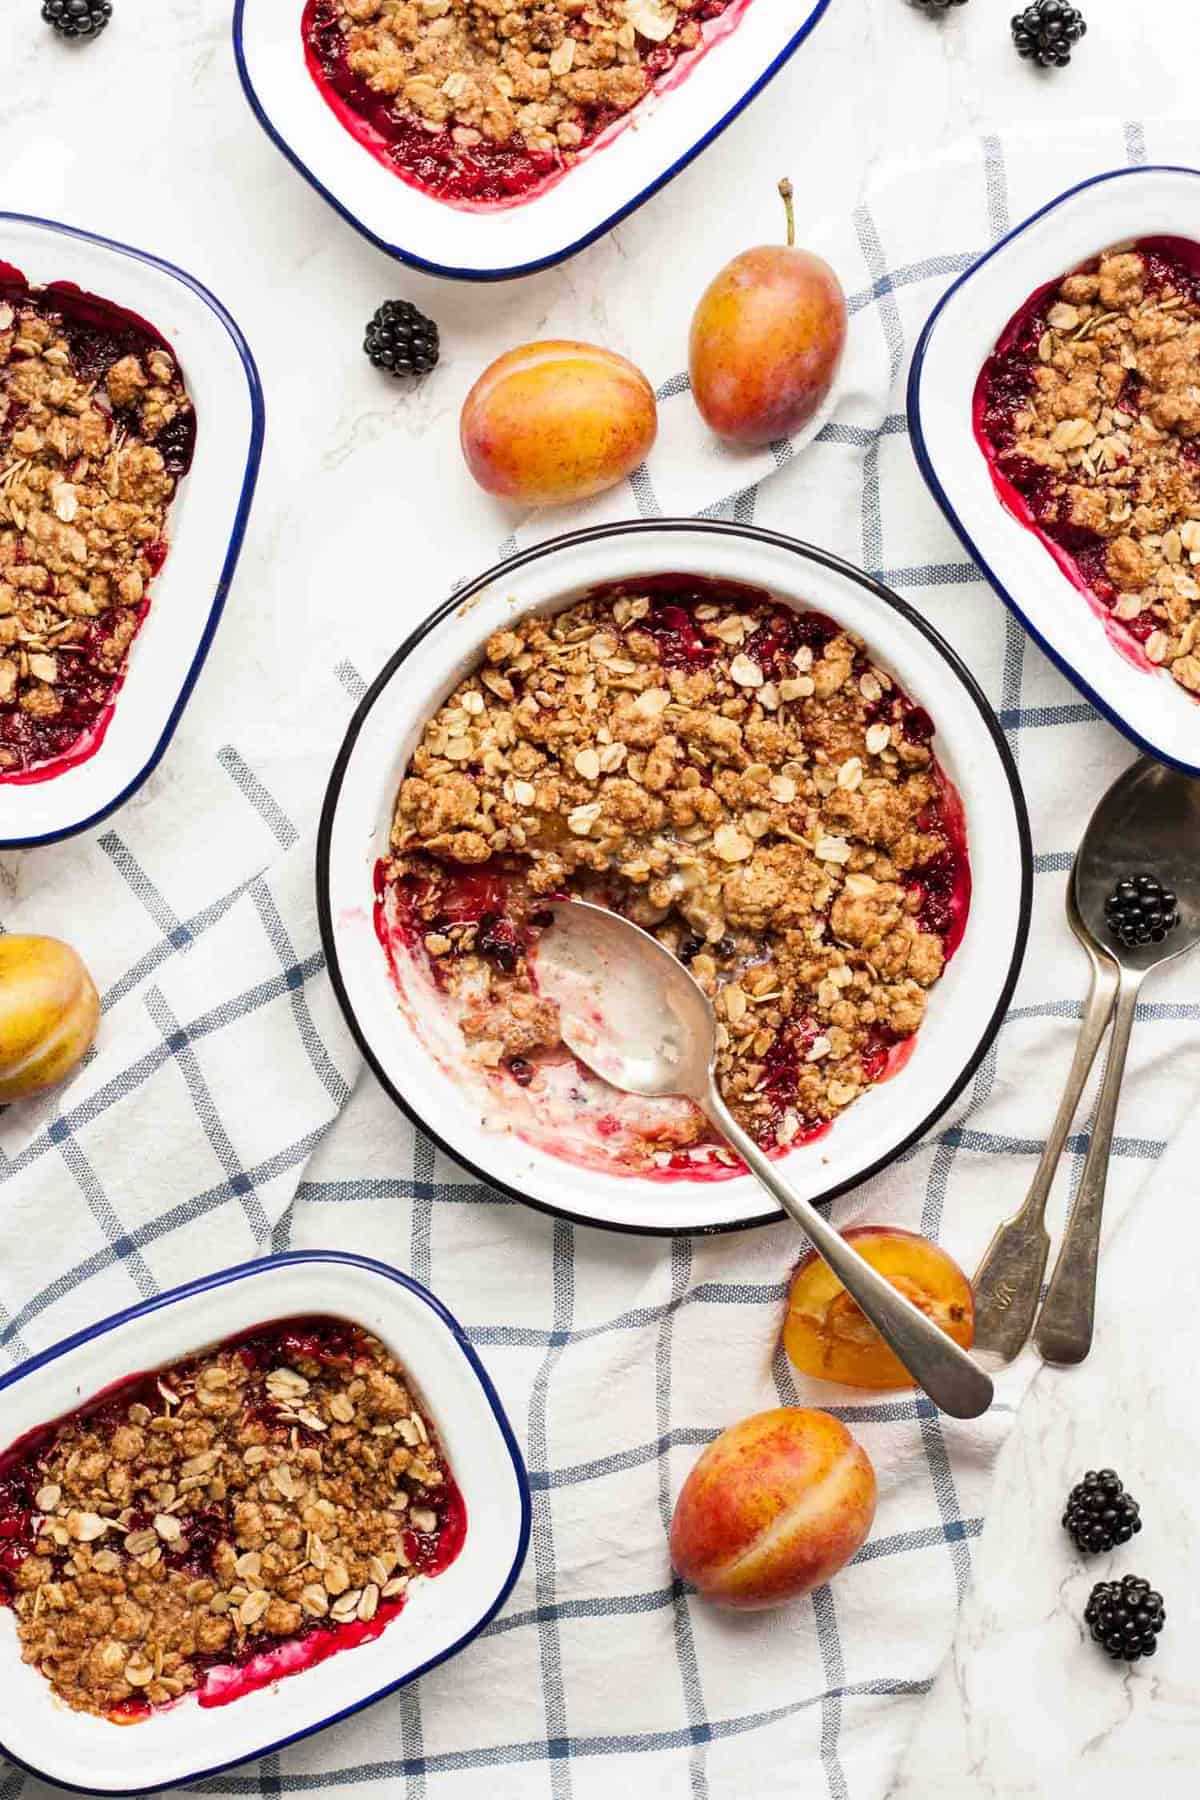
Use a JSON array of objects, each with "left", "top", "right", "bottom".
[
  {"left": 907, "top": 162, "right": 1200, "bottom": 778},
  {"left": 0, "top": 1249, "right": 532, "bottom": 1797},
  {"left": 316, "top": 517, "right": 1033, "bottom": 1237},
  {"left": 0, "top": 211, "right": 265, "bottom": 848},
  {"left": 231, "top": 0, "right": 835, "bottom": 282}
]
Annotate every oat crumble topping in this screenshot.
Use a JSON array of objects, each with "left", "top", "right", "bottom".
[
  {"left": 0, "top": 275, "right": 194, "bottom": 776},
  {"left": 384, "top": 585, "right": 969, "bottom": 1163},
  {"left": 0, "top": 1318, "right": 461, "bottom": 1720},
  {"left": 977, "top": 242, "right": 1200, "bottom": 696},
  {"left": 306, "top": 0, "right": 737, "bottom": 202}
]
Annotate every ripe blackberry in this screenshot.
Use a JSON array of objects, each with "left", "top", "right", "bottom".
[
  {"left": 475, "top": 913, "right": 520, "bottom": 974},
  {"left": 1063, "top": 1469, "right": 1142, "bottom": 1555},
  {"left": 42, "top": 0, "right": 112, "bottom": 37},
  {"left": 1103, "top": 873, "right": 1179, "bottom": 949},
  {"left": 1011, "top": 0, "right": 1087, "bottom": 66},
  {"left": 910, "top": 0, "right": 969, "bottom": 10},
  {"left": 363, "top": 300, "right": 439, "bottom": 378},
  {"left": 1084, "top": 1575, "right": 1165, "bottom": 1662}
]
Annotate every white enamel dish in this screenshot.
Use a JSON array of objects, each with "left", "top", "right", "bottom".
[
  {"left": 233, "top": 0, "right": 834, "bottom": 280},
  {"left": 0, "top": 1252, "right": 530, "bottom": 1795},
  {"left": 0, "top": 214, "right": 263, "bottom": 847},
  {"left": 909, "top": 163, "right": 1200, "bottom": 776},
  {"left": 318, "top": 520, "right": 1032, "bottom": 1236}
]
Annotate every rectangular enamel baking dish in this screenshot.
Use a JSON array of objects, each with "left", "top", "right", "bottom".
[
  {"left": 0, "top": 214, "right": 263, "bottom": 847},
  {"left": 909, "top": 164, "right": 1200, "bottom": 775},
  {"left": 0, "top": 1252, "right": 530, "bottom": 1795},
  {"left": 234, "top": 0, "right": 835, "bottom": 279}
]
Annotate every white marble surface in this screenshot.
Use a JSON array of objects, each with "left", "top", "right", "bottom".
[
  {"left": 2, "top": 1, "right": 1199, "bottom": 1794},
  {"left": 894, "top": 1124, "right": 1200, "bottom": 1800}
]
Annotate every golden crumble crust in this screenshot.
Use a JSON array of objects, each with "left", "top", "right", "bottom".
[
  {"left": 980, "top": 244, "right": 1200, "bottom": 695},
  {"left": 385, "top": 589, "right": 967, "bottom": 1159},
  {"left": 0, "top": 286, "right": 193, "bottom": 773},
  {"left": 326, "top": 0, "right": 720, "bottom": 160},
  {"left": 0, "top": 1321, "right": 455, "bottom": 1720}
]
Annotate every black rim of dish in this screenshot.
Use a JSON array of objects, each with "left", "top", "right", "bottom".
[{"left": 316, "top": 518, "right": 1033, "bottom": 1238}]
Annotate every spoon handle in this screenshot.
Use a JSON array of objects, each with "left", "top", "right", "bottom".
[
  {"left": 972, "top": 947, "right": 1120, "bottom": 1362},
  {"left": 1034, "top": 975, "right": 1141, "bottom": 1366},
  {"left": 702, "top": 1088, "right": 993, "bottom": 1420}
]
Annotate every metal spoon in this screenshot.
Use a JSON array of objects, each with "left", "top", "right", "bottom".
[
  {"left": 972, "top": 880, "right": 1120, "bottom": 1362},
  {"left": 1035, "top": 758, "right": 1200, "bottom": 1366},
  {"left": 537, "top": 900, "right": 994, "bottom": 1420}
]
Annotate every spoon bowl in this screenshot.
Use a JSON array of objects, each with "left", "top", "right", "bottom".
[
  {"left": 1073, "top": 758, "right": 1200, "bottom": 969},
  {"left": 1035, "top": 758, "right": 1200, "bottom": 1364},
  {"left": 537, "top": 901, "right": 715, "bottom": 1100},
  {"left": 538, "top": 901, "right": 994, "bottom": 1419}
]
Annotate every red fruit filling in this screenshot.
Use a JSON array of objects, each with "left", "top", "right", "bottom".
[
  {"left": 0, "top": 262, "right": 195, "bottom": 782},
  {"left": 376, "top": 579, "right": 972, "bottom": 1177},
  {"left": 974, "top": 238, "right": 1200, "bottom": 696},
  {"left": 301, "top": 0, "right": 744, "bottom": 209},
  {"left": 0, "top": 1316, "right": 464, "bottom": 1720}
]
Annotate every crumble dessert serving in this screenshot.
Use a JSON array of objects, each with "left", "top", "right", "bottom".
[
  {"left": 976, "top": 239, "right": 1200, "bottom": 698},
  {"left": 0, "top": 263, "right": 195, "bottom": 780},
  {"left": 379, "top": 581, "right": 970, "bottom": 1175},
  {"left": 0, "top": 1316, "right": 464, "bottom": 1720},
  {"left": 304, "top": 0, "right": 743, "bottom": 205}
]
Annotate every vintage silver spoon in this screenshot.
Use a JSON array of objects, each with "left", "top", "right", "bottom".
[
  {"left": 537, "top": 900, "right": 994, "bottom": 1420},
  {"left": 1035, "top": 758, "right": 1200, "bottom": 1365},
  {"left": 972, "top": 879, "right": 1120, "bottom": 1362}
]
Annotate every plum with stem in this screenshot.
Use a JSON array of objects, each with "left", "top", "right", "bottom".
[{"left": 688, "top": 179, "right": 847, "bottom": 446}]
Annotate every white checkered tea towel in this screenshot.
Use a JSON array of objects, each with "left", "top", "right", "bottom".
[{"left": 3, "top": 117, "right": 1199, "bottom": 1800}]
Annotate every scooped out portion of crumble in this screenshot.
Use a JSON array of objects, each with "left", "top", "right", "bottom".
[{"left": 380, "top": 581, "right": 970, "bottom": 1176}]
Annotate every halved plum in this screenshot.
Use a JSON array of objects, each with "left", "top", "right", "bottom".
[{"left": 782, "top": 1226, "right": 973, "bottom": 1390}]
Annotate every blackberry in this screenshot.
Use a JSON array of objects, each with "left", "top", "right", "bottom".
[
  {"left": 1084, "top": 1575, "right": 1165, "bottom": 1662},
  {"left": 150, "top": 408, "right": 198, "bottom": 481},
  {"left": 42, "top": 0, "right": 111, "bottom": 37},
  {"left": 475, "top": 912, "right": 520, "bottom": 974},
  {"left": 910, "top": 0, "right": 968, "bottom": 10},
  {"left": 1063, "top": 1469, "right": 1142, "bottom": 1555},
  {"left": 1103, "top": 873, "right": 1179, "bottom": 949},
  {"left": 363, "top": 300, "right": 439, "bottom": 378},
  {"left": 1011, "top": 0, "right": 1087, "bottom": 67}
]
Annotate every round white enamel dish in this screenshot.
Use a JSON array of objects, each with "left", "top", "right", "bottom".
[
  {"left": 318, "top": 520, "right": 1032, "bottom": 1236},
  {"left": 233, "top": 0, "right": 833, "bottom": 280},
  {"left": 908, "top": 163, "right": 1200, "bottom": 776},
  {"left": 0, "top": 213, "right": 263, "bottom": 847},
  {"left": 0, "top": 1252, "right": 530, "bottom": 1796}
]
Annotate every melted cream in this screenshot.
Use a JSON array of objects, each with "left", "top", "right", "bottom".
[{"left": 379, "top": 885, "right": 718, "bottom": 1177}]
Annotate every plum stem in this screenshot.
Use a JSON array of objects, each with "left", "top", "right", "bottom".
[{"left": 778, "top": 178, "right": 795, "bottom": 248}]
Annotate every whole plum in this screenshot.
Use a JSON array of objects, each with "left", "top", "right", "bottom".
[
  {"left": 669, "top": 1407, "right": 876, "bottom": 1609},
  {"left": 0, "top": 935, "right": 99, "bottom": 1102},
  {"left": 689, "top": 181, "right": 847, "bottom": 446},
  {"left": 460, "top": 340, "right": 657, "bottom": 507}
]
